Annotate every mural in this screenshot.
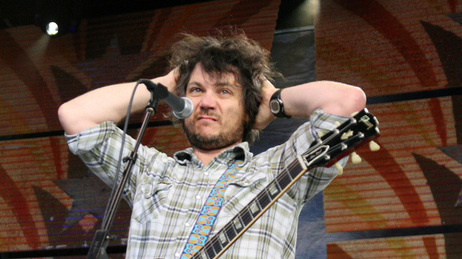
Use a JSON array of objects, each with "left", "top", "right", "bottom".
[
  {"left": 0, "top": 0, "right": 461, "bottom": 258},
  {"left": 0, "top": 0, "right": 280, "bottom": 256},
  {"left": 316, "top": 0, "right": 462, "bottom": 258}
]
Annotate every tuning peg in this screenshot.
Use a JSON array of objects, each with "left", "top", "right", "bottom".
[
  {"left": 341, "top": 130, "right": 354, "bottom": 140},
  {"left": 351, "top": 152, "right": 362, "bottom": 164},
  {"left": 369, "top": 141, "right": 380, "bottom": 151},
  {"left": 334, "top": 162, "right": 343, "bottom": 175},
  {"left": 335, "top": 121, "right": 341, "bottom": 127},
  {"left": 351, "top": 111, "right": 359, "bottom": 117}
]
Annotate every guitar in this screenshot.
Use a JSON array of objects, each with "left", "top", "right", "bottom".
[{"left": 191, "top": 108, "right": 380, "bottom": 259}]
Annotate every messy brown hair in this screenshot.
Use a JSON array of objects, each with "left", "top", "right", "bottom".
[{"left": 169, "top": 30, "right": 278, "bottom": 145}]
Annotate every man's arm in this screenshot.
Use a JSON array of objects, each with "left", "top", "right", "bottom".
[
  {"left": 58, "top": 70, "right": 178, "bottom": 135},
  {"left": 254, "top": 80, "right": 367, "bottom": 130},
  {"left": 282, "top": 80, "right": 366, "bottom": 117}
]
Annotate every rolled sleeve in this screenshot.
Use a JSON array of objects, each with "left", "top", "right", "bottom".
[
  {"left": 66, "top": 121, "right": 119, "bottom": 154},
  {"left": 65, "top": 121, "right": 138, "bottom": 199}
]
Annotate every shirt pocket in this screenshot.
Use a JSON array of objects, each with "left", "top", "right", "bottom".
[
  {"left": 222, "top": 173, "right": 267, "bottom": 216},
  {"left": 220, "top": 175, "right": 296, "bottom": 243},
  {"left": 132, "top": 180, "right": 172, "bottom": 224}
]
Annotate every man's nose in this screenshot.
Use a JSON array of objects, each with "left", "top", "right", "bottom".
[{"left": 199, "top": 92, "right": 217, "bottom": 109}]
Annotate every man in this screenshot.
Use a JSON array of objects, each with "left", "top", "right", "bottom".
[{"left": 58, "top": 32, "right": 366, "bottom": 258}]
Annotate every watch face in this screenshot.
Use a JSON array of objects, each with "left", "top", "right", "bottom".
[{"left": 270, "top": 99, "right": 281, "bottom": 114}]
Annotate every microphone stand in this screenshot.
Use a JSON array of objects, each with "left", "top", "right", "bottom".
[{"left": 87, "top": 84, "right": 160, "bottom": 259}]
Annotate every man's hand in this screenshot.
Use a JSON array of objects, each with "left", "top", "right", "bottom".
[
  {"left": 163, "top": 67, "right": 180, "bottom": 93},
  {"left": 253, "top": 79, "right": 278, "bottom": 130},
  {"left": 252, "top": 80, "right": 367, "bottom": 132}
]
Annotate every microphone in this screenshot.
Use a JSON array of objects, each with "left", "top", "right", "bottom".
[{"left": 139, "top": 79, "right": 193, "bottom": 119}]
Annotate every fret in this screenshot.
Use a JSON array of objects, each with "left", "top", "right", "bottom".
[
  {"left": 233, "top": 217, "right": 243, "bottom": 232},
  {"left": 205, "top": 245, "right": 215, "bottom": 259},
  {"left": 268, "top": 182, "right": 279, "bottom": 198},
  {"left": 289, "top": 162, "right": 304, "bottom": 179},
  {"left": 240, "top": 207, "right": 253, "bottom": 225},
  {"left": 257, "top": 189, "right": 271, "bottom": 208},
  {"left": 210, "top": 244, "right": 217, "bottom": 257},
  {"left": 195, "top": 250, "right": 208, "bottom": 259},
  {"left": 225, "top": 224, "right": 237, "bottom": 241},
  {"left": 264, "top": 188, "right": 273, "bottom": 202},
  {"left": 273, "top": 178, "right": 283, "bottom": 191},
  {"left": 218, "top": 231, "right": 228, "bottom": 245},
  {"left": 277, "top": 170, "right": 292, "bottom": 189},
  {"left": 201, "top": 252, "right": 209, "bottom": 259},
  {"left": 212, "top": 238, "right": 222, "bottom": 255},
  {"left": 249, "top": 200, "right": 261, "bottom": 216}
]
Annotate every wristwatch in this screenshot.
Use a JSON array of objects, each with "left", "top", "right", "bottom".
[{"left": 269, "top": 89, "right": 291, "bottom": 118}]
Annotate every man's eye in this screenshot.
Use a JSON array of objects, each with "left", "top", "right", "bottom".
[{"left": 190, "top": 88, "right": 202, "bottom": 93}]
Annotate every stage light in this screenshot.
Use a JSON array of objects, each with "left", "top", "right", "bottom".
[
  {"left": 34, "top": 0, "right": 81, "bottom": 37},
  {"left": 45, "top": 21, "right": 59, "bottom": 36}
]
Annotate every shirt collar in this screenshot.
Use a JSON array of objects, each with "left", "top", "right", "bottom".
[{"left": 173, "top": 142, "right": 252, "bottom": 166}]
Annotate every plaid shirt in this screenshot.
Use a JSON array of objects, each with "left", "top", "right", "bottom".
[{"left": 67, "top": 109, "right": 348, "bottom": 258}]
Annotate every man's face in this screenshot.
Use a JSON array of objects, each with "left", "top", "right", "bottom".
[{"left": 183, "top": 64, "right": 248, "bottom": 151}]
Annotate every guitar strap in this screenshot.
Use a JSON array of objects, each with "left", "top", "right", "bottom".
[{"left": 180, "top": 160, "right": 244, "bottom": 259}]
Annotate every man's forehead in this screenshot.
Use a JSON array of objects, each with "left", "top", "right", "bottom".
[
  {"left": 187, "top": 79, "right": 242, "bottom": 91},
  {"left": 189, "top": 65, "right": 242, "bottom": 88}
]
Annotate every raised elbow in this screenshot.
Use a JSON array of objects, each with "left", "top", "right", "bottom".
[
  {"left": 324, "top": 82, "right": 367, "bottom": 116},
  {"left": 58, "top": 101, "right": 87, "bottom": 135},
  {"left": 348, "top": 86, "right": 367, "bottom": 113},
  {"left": 58, "top": 102, "right": 73, "bottom": 133}
]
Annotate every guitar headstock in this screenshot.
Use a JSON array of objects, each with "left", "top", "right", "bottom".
[{"left": 302, "top": 108, "right": 380, "bottom": 169}]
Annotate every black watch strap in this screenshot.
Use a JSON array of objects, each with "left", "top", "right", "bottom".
[{"left": 269, "top": 89, "right": 291, "bottom": 118}]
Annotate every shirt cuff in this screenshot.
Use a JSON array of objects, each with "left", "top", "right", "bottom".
[{"left": 66, "top": 121, "right": 118, "bottom": 155}]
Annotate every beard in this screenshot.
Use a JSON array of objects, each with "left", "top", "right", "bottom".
[{"left": 183, "top": 119, "right": 245, "bottom": 151}]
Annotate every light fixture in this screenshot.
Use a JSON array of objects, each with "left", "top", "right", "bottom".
[
  {"left": 45, "top": 21, "right": 59, "bottom": 36},
  {"left": 34, "top": 0, "right": 81, "bottom": 37}
]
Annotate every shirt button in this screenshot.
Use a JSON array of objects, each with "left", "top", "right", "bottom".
[
  {"left": 175, "top": 252, "right": 180, "bottom": 257},
  {"left": 204, "top": 171, "right": 209, "bottom": 176},
  {"left": 196, "top": 195, "right": 201, "bottom": 200},
  {"left": 185, "top": 222, "right": 190, "bottom": 227}
]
